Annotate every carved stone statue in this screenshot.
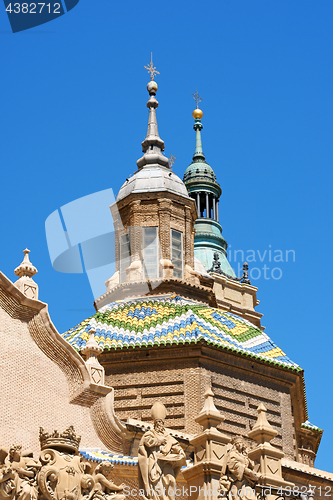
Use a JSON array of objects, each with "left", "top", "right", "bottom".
[
  {"left": 0, "top": 427, "right": 129, "bottom": 500},
  {"left": 138, "top": 403, "right": 186, "bottom": 500},
  {"left": 0, "top": 447, "right": 16, "bottom": 500},
  {"left": 37, "top": 426, "right": 95, "bottom": 500},
  {"left": 218, "top": 436, "right": 261, "bottom": 500},
  {"left": 89, "top": 462, "right": 124, "bottom": 500},
  {"left": 0, "top": 445, "right": 40, "bottom": 500}
]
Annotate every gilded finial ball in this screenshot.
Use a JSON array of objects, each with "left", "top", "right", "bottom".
[
  {"left": 147, "top": 80, "right": 158, "bottom": 95},
  {"left": 193, "top": 108, "right": 203, "bottom": 120}
]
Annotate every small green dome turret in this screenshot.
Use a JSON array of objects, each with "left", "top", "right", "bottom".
[
  {"left": 183, "top": 107, "right": 222, "bottom": 199},
  {"left": 183, "top": 104, "right": 235, "bottom": 277}
]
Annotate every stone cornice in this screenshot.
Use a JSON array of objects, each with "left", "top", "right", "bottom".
[
  {"left": 94, "top": 278, "right": 217, "bottom": 310},
  {"left": 113, "top": 189, "right": 197, "bottom": 222}
]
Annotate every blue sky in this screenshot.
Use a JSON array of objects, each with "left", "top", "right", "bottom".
[{"left": 0, "top": 0, "right": 332, "bottom": 470}]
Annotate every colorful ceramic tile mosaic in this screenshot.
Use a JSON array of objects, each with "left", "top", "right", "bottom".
[
  {"left": 301, "top": 420, "right": 323, "bottom": 433},
  {"left": 63, "top": 295, "right": 300, "bottom": 371},
  {"left": 80, "top": 449, "right": 138, "bottom": 465},
  {"left": 79, "top": 449, "right": 192, "bottom": 468}
]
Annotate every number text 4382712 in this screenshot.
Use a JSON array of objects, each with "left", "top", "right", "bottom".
[{"left": 6, "top": 3, "right": 61, "bottom": 14}]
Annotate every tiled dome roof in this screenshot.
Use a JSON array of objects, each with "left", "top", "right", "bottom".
[{"left": 62, "top": 295, "right": 300, "bottom": 371}]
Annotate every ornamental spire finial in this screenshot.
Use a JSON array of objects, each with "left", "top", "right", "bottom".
[
  {"left": 144, "top": 53, "right": 160, "bottom": 81},
  {"left": 192, "top": 89, "right": 203, "bottom": 121},
  {"left": 192, "top": 89, "right": 202, "bottom": 109},
  {"left": 136, "top": 57, "right": 169, "bottom": 170},
  {"left": 14, "top": 249, "right": 37, "bottom": 278},
  {"left": 191, "top": 91, "right": 204, "bottom": 161},
  {"left": 14, "top": 248, "right": 39, "bottom": 300},
  {"left": 169, "top": 154, "right": 176, "bottom": 171}
]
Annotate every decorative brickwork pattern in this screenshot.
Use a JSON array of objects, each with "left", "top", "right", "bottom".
[{"left": 110, "top": 370, "right": 185, "bottom": 430}]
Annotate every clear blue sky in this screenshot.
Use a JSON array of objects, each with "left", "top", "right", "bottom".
[{"left": 0, "top": 0, "right": 332, "bottom": 471}]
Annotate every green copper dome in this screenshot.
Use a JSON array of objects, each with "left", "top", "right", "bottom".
[{"left": 183, "top": 157, "right": 216, "bottom": 180}]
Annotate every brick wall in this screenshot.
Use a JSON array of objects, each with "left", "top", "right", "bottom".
[
  {"left": 102, "top": 344, "right": 296, "bottom": 460},
  {"left": 0, "top": 305, "right": 105, "bottom": 456}
]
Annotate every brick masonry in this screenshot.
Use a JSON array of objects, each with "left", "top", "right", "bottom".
[
  {"left": 0, "top": 292, "right": 105, "bottom": 456},
  {"left": 101, "top": 343, "right": 298, "bottom": 461}
]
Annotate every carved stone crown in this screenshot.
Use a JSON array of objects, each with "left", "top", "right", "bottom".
[{"left": 39, "top": 426, "right": 81, "bottom": 453}]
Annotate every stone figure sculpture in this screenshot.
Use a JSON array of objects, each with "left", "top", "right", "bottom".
[
  {"left": 0, "top": 447, "right": 16, "bottom": 500},
  {"left": 0, "top": 445, "right": 40, "bottom": 500},
  {"left": 138, "top": 403, "right": 186, "bottom": 500},
  {"left": 218, "top": 436, "right": 261, "bottom": 500},
  {"left": 0, "top": 427, "right": 128, "bottom": 500},
  {"left": 89, "top": 462, "right": 125, "bottom": 500}
]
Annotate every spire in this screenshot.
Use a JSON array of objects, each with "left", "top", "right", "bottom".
[
  {"left": 247, "top": 403, "right": 292, "bottom": 488},
  {"left": 81, "top": 327, "right": 105, "bottom": 386},
  {"left": 195, "top": 387, "right": 225, "bottom": 430},
  {"left": 14, "top": 249, "right": 39, "bottom": 300},
  {"left": 14, "top": 248, "right": 38, "bottom": 278},
  {"left": 191, "top": 90, "right": 205, "bottom": 162},
  {"left": 183, "top": 95, "right": 236, "bottom": 278},
  {"left": 136, "top": 56, "right": 169, "bottom": 170}
]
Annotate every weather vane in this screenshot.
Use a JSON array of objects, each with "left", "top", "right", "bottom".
[
  {"left": 192, "top": 89, "right": 202, "bottom": 108},
  {"left": 144, "top": 53, "right": 160, "bottom": 81},
  {"left": 169, "top": 154, "right": 176, "bottom": 170}
]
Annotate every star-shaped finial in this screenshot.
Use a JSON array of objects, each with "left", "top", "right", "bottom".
[
  {"left": 192, "top": 89, "right": 202, "bottom": 108},
  {"left": 144, "top": 53, "right": 160, "bottom": 81}
]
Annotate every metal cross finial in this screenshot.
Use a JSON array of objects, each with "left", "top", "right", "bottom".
[
  {"left": 144, "top": 53, "right": 160, "bottom": 81},
  {"left": 192, "top": 89, "right": 202, "bottom": 108},
  {"left": 169, "top": 154, "right": 177, "bottom": 170}
]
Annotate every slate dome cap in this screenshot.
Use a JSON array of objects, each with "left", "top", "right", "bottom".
[{"left": 117, "top": 166, "right": 190, "bottom": 201}]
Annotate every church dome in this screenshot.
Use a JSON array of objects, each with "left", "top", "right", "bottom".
[
  {"left": 63, "top": 295, "right": 299, "bottom": 371},
  {"left": 117, "top": 166, "right": 189, "bottom": 201},
  {"left": 183, "top": 160, "right": 217, "bottom": 182}
]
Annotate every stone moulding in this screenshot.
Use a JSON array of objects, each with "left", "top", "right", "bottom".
[
  {"left": 90, "top": 390, "right": 134, "bottom": 455},
  {"left": 94, "top": 278, "right": 218, "bottom": 310}
]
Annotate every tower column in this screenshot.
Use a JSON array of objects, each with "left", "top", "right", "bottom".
[
  {"left": 213, "top": 196, "right": 216, "bottom": 221},
  {"left": 216, "top": 200, "right": 219, "bottom": 222},
  {"left": 196, "top": 192, "right": 201, "bottom": 217},
  {"left": 206, "top": 192, "right": 209, "bottom": 218}
]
